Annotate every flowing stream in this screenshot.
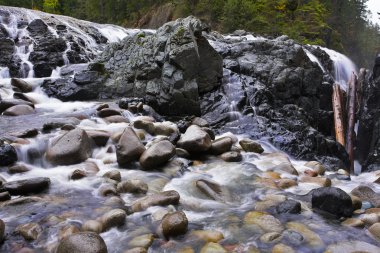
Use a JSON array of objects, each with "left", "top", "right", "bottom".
[{"left": 0, "top": 7, "right": 379, "bottom": 253}]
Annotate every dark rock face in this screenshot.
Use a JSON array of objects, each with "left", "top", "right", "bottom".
[
  {"left": 311, "top": 187, "right": 353, "bottom": 217},
  {"left": 0, "top": 143, "right": 18, "bottom": 166},
  {"left": 41, "top": 69, "right": 107, "bottom": 101},
  {"left": 357, "top": 66, "right": 380, "bottom": 172},
  {"left": 98, "top": 16, "right": 223, "bottom": 116},
  {"left": 56, "top": 232, "right": 108, "bottom": 253},
  {"left": 276, "top": 200, "right": 301, "bottom": 214},
  {"left": 200, "top": 35, "right": 349, "bottom": 170}
]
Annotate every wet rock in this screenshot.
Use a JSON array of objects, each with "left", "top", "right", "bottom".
[
  {"left": 116, "top": 127, "right": 146, "bottom": 167},
  {"left": 11, "top": 78, "right": 33, "bottom": 93},
  {"left": 86, "top": 130, "right": 110, "bottom": 146},
  {"left": 13, "top": 92, "right": 36, "bottom": 104},
  {"left": 3, "top": 104, "right": 35, "bottom": 116},
  {"left": 8, "top": 163, "right": 31, "bottom": 174},
  {"left": 0, "top": 191, "right": 11, "bottom": 202},
  {"left": 220, "top": 151, "right": 242, "bottom": 162},
  {"left": 82, "top": 220, "right": 103, "bottom": 234},
  {"left": 286, "top": 222, "right": 323, "bottom": 248},
  {"left": 9, "top": 128, "right": 38, "bottom": 138},
  {"left": 176, "top": 148, "right": 190, "bottom": 158},
  {"left": 129, "top": 234, "right": 154, "bottom": 249},
  {"left": 276, "top": 200, "right": 301, "bottom": 214},
  {"left": 131, "top": 190, "right": 180, "bottom": 212},
  {"left": 0, "top": 98, "right": 34, "bottom": 113},
  {"left": 104, "top": 115, "right": 129, "bottom": 124},
  {"left": 153, "top": 122, "right": 179, "bottom": 136},
  {"left": 104, "top": 196, "right": 125, "bottom": 207},
  {"left": 325, "top": 240, "right": 380, "bottom": 253},
  {"left": 351, "top": 195, "right": 362, "bottom": 210},
  {"left": 369, "top": 223, "right": 380, "bottom": 240},
  {"left": 177, "top": 125, "right": 212, "bottom": 153},
  {"left": 200, "top": 242, "right": 226, "bottom": 253},
  {"left": 96, "top": 103, "right": 109, "bottom": 111},
  {"left": 0, "top": 143, "right": 18, "bottom": 166},
  {"left": 70, "top": 169, "right": 87, "bottom": 180},
  {"left": 117, "top": 180, "right": 148, "bottom": 194},
  {"left": 341, "top": 218, "right": 365, "bottom": 228},
  {"left": 46, "top": 128, "right": 92, "bottom": 165},
  {"left": 304, "top": 161, "right": 325, "bottom": 175},
  {"left": 277, "top": 179, "right": 297, "bottom": 189},
  {"left": 244, "top": 211, "right": 284, "bottom": 233},
  {"left": 272, "top": 244, "right": 295, "bottom": 253},
  {"left": 139, "top": 140, "right": 176, "bottom": 170},
  {"left": 304, "top": 169, "right": 318, "bottom": 177},
  {"left": 271, "top": 162, "right": 298, "bottom": 175},
  {"left": 103, "top": 170, "right": 121, "bottom": 182},
  {"left": 311, "top": 187, "right": 353, "bottom": 217},
  {"left": 210, "top": 137, "right": 233, "bottom": 155},
  {"left": 42, "top": 118, "right": 80, "bottom": 132},
  {"left": 239, "top": 139, "right": 264, "bottom": 154},
  {"left": 97, "top": 108, "right": 122, "bottom": 118},
  {"left": 351, "top": 185, "right": 380, "bottom": 207},
  {"left": 192, "top": 117, "right": 209, "bottom": 127},
  {"left": 0, "top": 219, "right": 4, "bottom": 242},
  {"left": 299, "top": 176, "right": 331, "bottom": 187},
  {"left": 100, "top": 209, "right": 127, "bottom": 231},
  {"left": 56, "top": 232, "right": 108, "bottom": 253},
  {"left": 123, "top": 248, "right": 147, "bottom": 253},
  {"left": 98, "top": 184, "right": 117, "bottom": 197},
  {"left": 191, "top": 230, "right": 224, "bottom": 243},
  {"left": 59, "top": 225, "right": 80, "bottom": 241},
  {"left": 16, "top": 223, "right": 42, "bottom": 241},
  {"left": 196, "top": 179, "right": 227, "bottom": 202},
  {"left": 260, "top": 232, "right": 282, "bottom": 243},
  {"left": 360, "top": 213, "right": 379, "bottom": 226},
  {"left": 1, "top": 177, "right": 50, "bottom": 195},
  {"left": 161, "top": 211, "right": 188, "bottom": 238}
]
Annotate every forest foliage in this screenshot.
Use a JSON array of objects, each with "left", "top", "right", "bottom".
[{"left": 0, "top": 0, "right": 379, "bottom": 68}]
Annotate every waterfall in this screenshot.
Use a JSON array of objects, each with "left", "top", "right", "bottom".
[
  {"left": 304, "top": 48, "right": 326, "bottom": 72},
  {"left": 318, "top": 46, "right": 357, "bottom": 90}
]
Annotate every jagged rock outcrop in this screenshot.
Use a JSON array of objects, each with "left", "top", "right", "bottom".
[
  {"left": 97, "top": 16, "right": 223, "bottom": 116},
  {"left": 201, "top": 34, "right": 349, "bottom": 170},
  {"left": 357, "top": 57, "right": 380, "bottom": 171}
]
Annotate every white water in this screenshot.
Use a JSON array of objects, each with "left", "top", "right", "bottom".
[
  {"left": 304, "top": 48, "right": 326, "bottom": 72},
  {"left": 318, "top": 46, "right": 357, "bottom": 90}
]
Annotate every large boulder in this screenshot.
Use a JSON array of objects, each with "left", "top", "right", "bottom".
[
  {"left": 0, "top": 143, "right": 18, "bottom": 166},
  {"left": 0, "top": 177, "right": 50, "bottom": 195},
  {"left": 139, "top": 140, "right": 176, "bottom": 170},
  {"left": 311, "top": 187, "right": 353, "bottom": 217},
  {"left": 177, "top": 125, "right": 212, "bottom": 153},
  {"left": 46, "top": 128, "right": 92, "bottom": 165},
  {"left": 56, "top": 232, "right": 108, "bottom": 253},
  {"left": 116, "top": 127, "right": 146, "bottom": 167},
  {"left": 98, "top": 16, "right": 223, "bottom": 115}
]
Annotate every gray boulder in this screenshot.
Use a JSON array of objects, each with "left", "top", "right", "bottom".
[
  {"left": 1, "top": 177, "right": 50, "bottom": 195},
  {"left": 98, "top": 16, "right": 223, "bottom": 115},
  {"left": 46, "top": 128, "right": 92, "bottom": 165},
  {"left": 139, "top": 140, "right": 176, "bottom": 170},
  {"left": 116, "top": 127, "right": 146, "bottom": 167},
  {"left": 177, "top": 125, "right": 212, "bottom": 153},
  {"left": 56, "top": 232, "right": 108, "bottom": 253}
]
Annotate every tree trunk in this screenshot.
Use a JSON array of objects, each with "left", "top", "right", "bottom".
[
  {"left": 332, "top": 83, "right": 345, "bottom": 147},
  {"left": 346, "top": 73, "right": 358, "bottom": 174}
]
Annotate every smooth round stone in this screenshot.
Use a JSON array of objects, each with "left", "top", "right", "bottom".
[
  {"left": 272, "top": 243, "right": 295, "bottom": 253},
  {"left": 276, "top": 200, "right": 301, "bottom": 214},
  {"left": 103, "top": 170, "right": 121, "bottom": 182},
  {"left": 341, "top": 218, "right": 365, "bottom": 228},
  {"left": 58, "top": 225, "right": 80, "bottom": 240},
  {"left": 286, "top": 222, "right": 323, "bottom": 248},
  {"left": 220, "top": 151, "right": 242, "bottom": 162},
  {"left": 277, "top": 179, "right": 297, "bottom": 189},
  {"left": 299, "top": 176, "right": 331, "bottom": 187},
  {"left": 16, "top": 223, "right": 42, "bottom": 241},
  {"left": 200, "top": 242, "right": 227, "bottom": 253},
  {"left": 3, "top": 104, "right": 35, "bottom": 116},
  {"left": 117, "top": 179, "right": 148, "bottom": 194},
  {"left": 369, "top": 223, "right": 380, "bottom": 240},
  {"left": 191, "top": 230, "right": 224, "bottom": 243},
  {"left": 56, "top": 232, "right": 108, "bottom": 253},
  {"left": 304, "top": 161, "right": 325, "bottom": 175},
  {"left": 161, "top": 211, "right": 188, "bottom": 238},
  {"left": 128, "top": 234, "right": 154, "bottom": 249},
  {"left": 239, "top": 138, "right": 264, "bottom": 153},
  {"left": 360, "top": 213, "right": 379, "bottom": 226},
  {"left": 260, "top": 232, "right": 282, "bottom": 243},
  {"left": 100, "top": 209, "right": 126, "bottom": 231},
  {"left": 104, "top": 196, "right": 125, "bottom": 207},
  {"left": 82, "top": 220, "right": 103, "bottom": 234},
  {"left": 98, "top": 184, "right": 117, "bottom": 197},
  {"left": 351, "top": 195, "right": 362, "bottom": 210},
  {"left": 244, "top": 211, "right": 284, "bottom": 233}
]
